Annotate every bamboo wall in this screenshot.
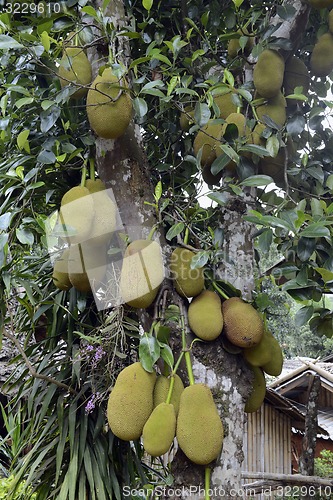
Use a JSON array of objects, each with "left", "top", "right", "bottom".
[{"left": 242, "top": 403, "right": 291, "bottom": 498}]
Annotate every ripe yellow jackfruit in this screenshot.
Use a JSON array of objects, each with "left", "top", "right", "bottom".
[
  {"left": 244, "top": 366, "right": 266, "bottom": 413},
  {"left": 283, "top": 56, "right": 309, "bottom": 104},
  {"left": 255, "top": 91, "right": 287, "bottom": 127},
  {"left": 153, "top": 374, "right": 184, "bottom": 415},
  {"left": 262, "top": 335, "right": 283, "bottom": 376},
  {"left": 180, "top": 106, "right": 195, "bottom": 131},
  {"left": 188, "top": 290, "right": 223, "bottom": 341},
  {"left": 243, "top": 329, "right": 274, "bottom": 367},
  {"left": 52, "top": 248, "right": 72, "bottom": 291},
  {"left": 222, "top": 297, "right": 264, "bottom": 348},
  {"left": 107, "top": 362, "right": 156, "bottom": 441},
  {"left": 309, "top": 0, "right": 333, "bottom": 7},
  {"left": 142, "top": 402, "right": 176, "bottom": 456},
  {"left": 169, "top": 247, "right": 204, "bottom": 298},
  {"left": 120, "top": 239, "right": 164, "bottom": 308},
  {"left": 213, "top": 92, "right": 238, "bottom": 120},
  {"left": 59, "top": 186, "right": 95, "bottom": 245},
  {"left": 68, "top": 242, "right": 107, "bottom": 293},
  {"left": 310, "top": 33, "right": 333, "bottom": 77},
  {"left": 193, "top": 121, "right": 223, "bottom": 167},
  {"left": 253, "top": 49, "right": 285, "bottom": 98},
  {"left": 58, "top": 47, "right": 92, "bottom": 99},
  {"left": 227, "top": 29, "right": 254, "bottom": 59},
  {"left": 176, "top": 384, "right": 224, "bottom": 465},
  {"left": 86, "top": 68, "right": 132, "bottom": 139}
]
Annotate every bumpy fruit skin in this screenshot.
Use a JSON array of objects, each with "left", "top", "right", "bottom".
[
  {"left": 310, "top": 33, "right": 333, "bottom": 77},
  {"left": 309, "top": 0, "right": 333, "bottom": 7},
  {"left": 283, "top": 56, "right": 309, "bottom": 104},
  {"left": 107, "top": 362, "right": 156, "bottom": 441},
  {"left": 188, "top": 290, "right": 223, "bottom": 341},
  {"left": 213, "top": 92, "right": 238, "bottom": 120},
  {"left": 244, "top": 366, "right": 266, "bottom": 413},
  {"left": 169, "top": 248, "right": 205, "bottom": 298},
  {"left": 255, "top": 91, "right": 287, "bottom": 127},
  {"left": 86, "top": 67, "right": 132, "bottom": 139},
  {"left": 120, "top": 240, "right": 164, "bottom": 308},
  {"left": 222, "top": 297, "right": 264, "bottom": 348},
  {"left": 243, "top": 330, "right": 274, "bottom": 367},
  {"left": 176, "top": 384, "right": 224, "bottom": 465},
  {"left": 68, "top": 242, "right": 107, "bottom": 293},
  {"left": 85, "top": 189, "right": 117, "bottom": 247},
  {"left": 180, "top": 106, "right": 195, "bottom": 131},
  {"left": 142, "top": 402, "right": 176, "bottom": 456},
  {"left": 58, "top": 47, "right": 92, "bottom": 99},
  {"left": 59, "top": 186, "right": 95, "bottom": 245},
  {"left": 52, "top": 248, "right": 72, "bottom": 291},
  {"left": 253, "top": 49, "right": 285, "bottom": 98},
  {"left": 227, "top": 29, "right": 254, "bottom": 59},
  {"left": 153, "top": 374, "right": 184, "bottom": 415},
  {"left": 262, "top": 335, "right": 283, "bottom": 376},
  {"left": 193, "top": 121, "right": 223, "bottom": 167}
]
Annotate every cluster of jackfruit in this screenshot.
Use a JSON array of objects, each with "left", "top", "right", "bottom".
[
  {"left": 58, "top": 32, "right": 92, "bottom": 99},
  {"left": 107, "top": 362, "right": 224, "bottom": 464},
  {"left": 310, "top": 6, "right": 333, "bottom": 77},
  {"left": 52, "top": 179, "right": 117, "bottom": 293}
]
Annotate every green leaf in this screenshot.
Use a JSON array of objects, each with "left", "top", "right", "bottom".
[
  {"left": 190, "top": 250, "right": 209, "bottom": 269},
  {"left": 139, "top": 334, "right": 160, "bottom": 372},
  {"left": 17, "top": 129, "right": 30, "bottom": 152},
  {"left": 238, "top": 144, "right": 271, "bottom": 157},
  {"left": 299, "top": 223, "right": 330, "bottom": 239},
  {"left": 315, "top": 267, "right": 333, "bottom": 283},
  {"left": 143, "top": 0, "right": 153, "bottom": 10},
  {"left": 240, "top": 175, "right": 274, "bottom": 187},
  {"left": 207, "top": 192, "right": 228, "bottom": 205},
  {"left": 15, "top": 97, "right": 34, "bottom": 109},
  {"left": 297, "top": 237, "right": 316, "bottom": 262},
  {"left": 266, "top": 135, "right": 280, "bottom": 157},
  {"left": 154, "top": 180, "right": 162, "bottom": 202},
  {"left": 194, "top": 102, "right": 210, "bottom": 126},
  {"left": 210, "top": 153, "right": 233, "bottom": 175},
  {"left": 160, "top": 344, "right": 174, "bottom": 369},
  {"left": 286, "top": 113, "right": 306, "bottom": 135},
  {"left": 40, "top": 31, "right": 50, "bottom": 52},
  {"left": 166, "top": 222, "right": 185, "bottom": 241},
  {"left": 232, "top": 0, "right": 244, "bottom": 6},
  {"left": 295, "top": 305, "right": 314, "bottom": 327},
  {"left": 257, "top": 229, "right": 273, "bottom": 253},
  {"left": 16, "top": 227, "right": 34, "bottom": 245},
  {"left": 132, "top": 96, "right": 148, "bottom": 118},
  {"left": 0, "top": 213, "right": 12, "bottom": 230},
  {"left": 82, "top": 6, "right": 98, "bottom": 18},
  {"left": 0, "top": 35, "right": 23, "bottom": 49}
]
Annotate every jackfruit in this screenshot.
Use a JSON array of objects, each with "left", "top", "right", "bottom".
[
  {"left": 309, "top": 0, "right": 333, "bottom": 7},
  {"left": 176, "top": 384, "right": 224, "bottom": 465},
  {"left": 242, "top": 329, "right": 274, "bottom": 367},
  {"left": 201, "top": 164, "right": 223, "bottom": 186},
  {"left": 59, "top": 186, "right": 95, "bottom": 245},
  {"left": 253, "top": 49, "right": 285, "bottom": 98},
  {"left": 58, "top": 47, "right": 92, "bottom": 99},
  {"left": 213, "top": 92, "right": 238, "bottom": 120},
  {"left": 193, "top": 121, "right": 223, "bottom": 167},
  {"left": 283, "top": 56, "right": 309, "bottom": 104},
  {"left": 85, "top": 178, "right": 105, "bottom": 193},
  {"left": 255, "top": 91, "right": 287, "bottom": 127},
  {"left": 120, "top": 239, "right": 164, "bottom": 308},
  {"left": 310, "top": 33, "right": 333, "bottom": 77},
  {"left": 188, "top": 290, "right": 223, "bottom": 341},
  {"left": 86, "top": 67, "right": 132, "bottom": 139},
  {"left": 107, "top": 362, "right": 156, "bottom": 441},
  {"left": 262, "top": 334, "right": 283, "bottom": 376},
  {"left": 180, "top": 106, "right": 195, "bottom": 131},
  {"left": 169, "top": 247, "right": 204, "bottom": 298},
  {"left": 153, "top": 374, "right": 184, "bottom": 415},
  {"left": 244, "top": 366, "right": 266, "bottom": 413},
  {"left": 221, "top": 112, "right": 251, "bottom": 140},
  {"left": 142, "top": 402, "right": 176, "bottom": 456},
  {"left": 222, "top": 297, "right": 264, "bottom": 348},
  {"left": 68, "top": 242, "right": 107, "bottom": 293},
  {"left": 85, "top": 189, "right": 117, "bottom": 247},
  {"left": 259, "top": 138, "right": 294, "bottom": 188},
  {"left": 227, "top": 29, "right": 254, "bottom": 59},
  {"left": 52, "top": 247, "right": 72, "bottom": 291},
  {"left": 251, "top": 123, "right": 266, "bottom": 146}
]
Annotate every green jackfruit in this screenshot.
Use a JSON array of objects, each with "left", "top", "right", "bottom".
[
  {"left": 253, "top": 49, "right": 285, "bottom": 98},
  {"left": 176, "top": 384, "right": 224, "bottom": 465},
  {"left": 309, "top": 0, "right": 333, "bottom": 7},
  {"left": 255, "top": 91, "right": 287, "bottom": 127},
  {"left": 59, "top": 186, "right": 95, "bottom": 245},
  {"left": 310, "top": 33, "right": 333, "bottom": 77},
  {"left": 251, "top": 123, "right": 266, "bottom": 146},
  {"left": 222, "top": 297, "right": 264, "bottom": 348},
  {"left": 283, "top": 56, "right": 309, "bottom": 104},
  {"left": 107, "top": 362, "right": 156, "bottom": 441},
  {"left": 142, "top": 402, "right": 176, "bottom": 456},
  {"left": 243, "top": 329, "right": 274, "bottom": 367},
  {"left": 213, "top": 92, "right": 238, "bottom": 120},
  {"left": 259, "top": 137, "right": 294, "bottom": 188},
  {"left": 244, "top": 366, "right": 266, "bottom": 413},
  {"left": 221, "top": 112, "right": 251, "bottom": 139},
  {"left": 52, "top": 248, "right": 72, "bottom": 291},
  {"left": 201, "top": 164, "right": 223, "bottom": 186},
  {"left": 120, "top": 239, "right": 164, "bottom": 308},
  {"left": 169, "top": 247, "right": 205, "bottom": 298},
  {"left": 86, "top": 189, "right": 117, "bottom": 247},
  {"left": 85, "top": 178, "right": 105, "bottom": 193},
  {"left": 180, "top": 106, "right": 195, "bottom": 131},
  {"left": 153, "top": 374, "right": 184, "bottom": 415},
  {"left": 188, "top": 290, "right": 223, "bottom": 341},
  {"left": 193, "top": 121, "right": 223, "bottom": 167},
  {"left": 227, "top": 29, "right": 254, "bottom": 59},
  {"left": 68, "top": 242, "right": 107, "bottom": 293},
  {"left": 86, "top": 67, "right": 132, "bottom": 139},
  {"left": 58, "top": 47, "right": 92, "bottom": 99},
  {"left": 262, "top": 335, "right": 283, "bottom": 376}
]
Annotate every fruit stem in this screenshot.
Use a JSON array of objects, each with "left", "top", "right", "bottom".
[
  {"left": 80, "top": 165, "right": 87, "bottom": 187},
  {"left": 212, "top": 281, "right": 229, "bottom": 300},
  {"left": 184, "top": 227, "right": 189, "bottom": 245},
  {"left": 204, "top": 467, "right": 211, "bottom": 500},
  {"left": 89, "top": 158, "right": 95, "bottom": 180},
  {"left": 165, "top": 374, "right": 175, "bottom": 404},
  {"left": 180, "top": 306, "right": 195, "bottom": 385},
  {"left": 147, "top": 225, "right": 158, "bottom": 241}
]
